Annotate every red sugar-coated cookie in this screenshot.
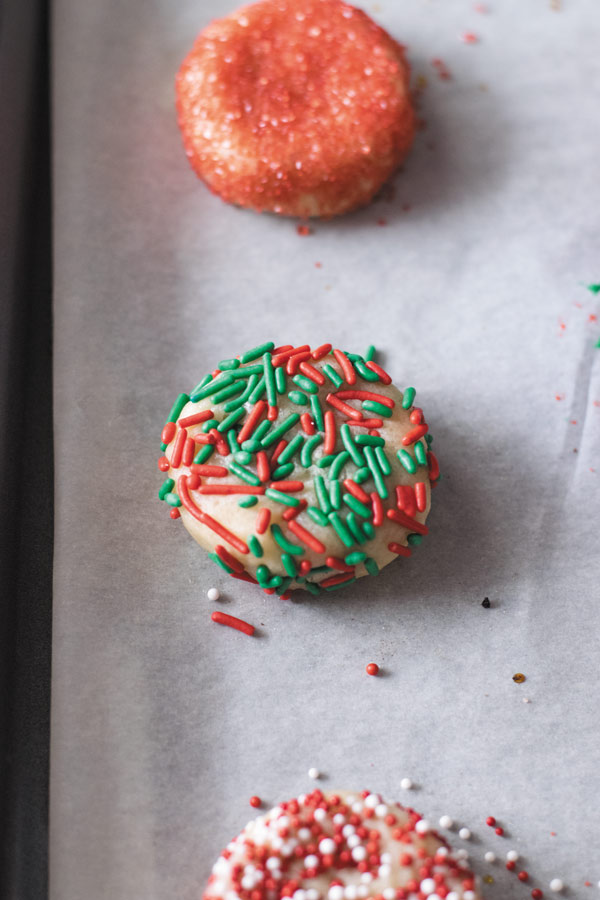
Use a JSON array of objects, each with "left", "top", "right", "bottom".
[{"left": 175, "top": 0, "right": 415, "bottom": 218}]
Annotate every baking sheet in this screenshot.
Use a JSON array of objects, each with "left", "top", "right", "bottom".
[{"left": 50, "top": 0, "right": 600, "bottom": 897}]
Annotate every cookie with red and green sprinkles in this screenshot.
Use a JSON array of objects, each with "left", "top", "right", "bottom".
[
  {"left": 157, "top": 342, "right": 440, "bottom": 597},
  {"left": 204, "top": 789, "right": 482, "bottom": 900}
]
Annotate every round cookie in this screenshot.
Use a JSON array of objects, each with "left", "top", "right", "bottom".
[
  {"left": 157, "top": 342, "right": 440, "bottom": 598},
  {"left": 204, "top": 789, "right": 482, "bottom": 900},
  {"left": 175, "top": 0, "right": 415, "bottom": 218}
]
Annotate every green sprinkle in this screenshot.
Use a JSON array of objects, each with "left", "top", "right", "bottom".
[
  {"left": 364, "top": 556, "right": 379, "bottom": 575},
  {"left": 362, "top": 399, "right": 393, "bottom": 418},
  {"left": 425, "top": 433, "right": 434, "bottom": 447},
  {"left": 278, "top": 433, "right": 304, "bottom": 464},
  {"left": 275, "top": 576, "right": 293, "bottom": 595},
  {"left": 355, "top": 434, "right": 385, "bottom": 447},
  {"left": 397, "top": 448, "right": 417, "bottom": 474},
  {"left": 408, "top": 533, "right": 423, "bottom": 546},
  {"left": 209, "top": 552, "right": 233, "bottom": 574},
  {"left": 329, "top": 479, "right": 342, "bottom": 510},
  {"left": 241, "top": 341, "right": 275, "bottom": 364},
  {"left": 262, "top": 352, "right": 277, "bottom": 408},
  {"left": 307, "top": 507, "right": 329, "bottom": 527},
  {"left": 346, "top": 512, "right": 366, "bottom": 544},
  {"left": 292, "top": 374, "right": 318, "bottom": 395},
  {"left": 317, "top": 454, "right": 336, "bottom": 468},
  {"left": 414, "top": 440, "right": 427, "bottom": 467},
  {"left": 365, "top": 345, "right": 376, "bottom": 362},
  {"left": 272, "top": 463, "right": 294, "bottom": 480},
  {"left": 234, "top": 364, "right": 266, "bottom": 378},
  {"left": 261, "top": 413, "right": 300, "bottom": 448},
  {"left": 256, "top": 564, "right": 270, "bottom": 585},
  {"left": 345, "top": 551, "right": 366, "bottom": 565},
  {"left": 166, "top": 392, "right": 190, "bottom": 424},
  {"left": 189, "top": 374, "right": 212, "bottom": 398},
  {"left": 194, "top": 444, "right": 215, "bottom": 464},
  {"left": 364, "top": 445, "right": 388, "bottom": 498},
  {"left": 325, "top": 576, "right": 356, "bottom": 592},
  {"left": 270, "top": 526, "right": 304, "bottom": 558},
  {"left": 235, "top": 450, "right": 252, "bottom": 465},
  {"left": 328, "top": 512, "right": 354, "bottom": 548},
  {"left": 252, "top": 420, "right": 272, "bottom": 443},
  {"left": 362, "top": 521, "right": 375, "bottom": 540},
  {"left": 344, "top": 351, "right": 364, "bottom": 362},
  {"left": 314, "top": 475, "right": 332, "bottom": 514},
  {"left": 402, "top": 387, "right": 416, "bottom": 410},
  {"left": 227, "top": 430, "right": 240, "bottom": 453},
  {"left": 310, "top": 395, "right": 324, "bottom": 431},
  {"left": 265, "top": 488, "right": 300, "bottom": 507},
  {"left": 288, "top": 390, "right": 308, "bottom": 406},
  {"left": 281, "top": 553, "right": 297, "bottom": 577},
  {"left": 303, "top": 580, "right": 321, "bottom": 595},
  {"left": 267, "top": 575, "right": 283, "bottom": 589},
  {"left": 354, "top": 466, "right": 371, "bottom": 484},
  {"left": 310, "top": 565, "right": 332, "bottom": 575},
  {"left": 340, "top": 424, "right": 365, "bottom": 466},
  {"left": 330, "top": 450, "right": 351, "bottom": 480},
  {"left": 223, "top": 374, "right": 259, "bottom": 411},
  {"left": 202, "top": 418, "right": 219, "bottom": 432},
  {"left": 217, "top": 407, "right": 246, "bottom": 432},
  {"left": 228, "top": 461, "right": 261, "bottom": 486},
  {"left": 241, "top": 439, "right": 262, "bottom": 453},
  {"left": 248, "top": 535, "right": 263, "bottom": 557},
  {"left": 322, "top": 364, "right": 343, "bottom": 388},
  {"left": 275, "top": 365, "right": 286, "bottom": 394},
  {"left": 212, "top": 380, "right": 246, "bottom": 405},
  {"left": 375, "top": 446, "right": 391, "bottom": 475},
  {"left": 238, "top": 496, "right": 257, "bottom": 508},
  {"left": 587, "top": 283, "right": 600, "bottom": 294},
  {"left": 159, "top": 478, "right": 175, "bottom": 500},
  {"left": 354, "top": 360, "right": 379, "bottom": 382},
  {"left": 342, "top": 493, "right": 371, "bottom": 518},
  {"left": 301, "top": 434, "right": 323, "bottom": 467},
  {"left": 191, "top": 373, "right": 234, "bottom": 402},
  {"left": 164, "top": 492, "right": 181, "bottom": 508},
  {"left": 248, "top": 375, "right": 266, "bottom": 404},
  {"left": 218, "top": 357, "right": 240, "bottom": 370}
]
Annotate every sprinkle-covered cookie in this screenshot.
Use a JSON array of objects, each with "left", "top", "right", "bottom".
[
  {"left": 175, "top": 0, "right": 415, "bottom": 218},
  {"left": 204, "top": 789, "right": 482, "bottom": 900},
  {"left": 158, "top": 342, "right": 440, "bottom": 598}
]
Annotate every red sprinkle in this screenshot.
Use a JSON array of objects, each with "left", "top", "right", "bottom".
[
  {"left": 387, "top": 507, "right": 429, "bottom": 536},
  {"left": 320, "top": 572, "right": 355, "bottom": 588},
  {"left": 518, "top": 872, "right": 529, "bottom": 882},
  {"left": 323, "top": 410, "right": 337, "bottom": 455},
  {"left": 255, "top": 508, "right": 271, "bottom": 535},
  {"left": 196, "top": 484, "right": 265, "bottom": 495},
  {"left": 396, "top": 484, "right": 417, "bottom": 518},
  {"left": 256, "top": 451, "right": 270, "bottom": 482},
  {"left": 326, "top": 393, "right": 363, "bottom": 420},
  {"left": 169, "top": 508, "right": 181, "bottom": 519},
  {"left": 287, "top": 351, "right": 312, "bottom": 375},
  {"left": 269, "top": 480, "right": 303, "bottom": 492},
  {"left": 495, "top": 826, "right": 504, "bottom": 836},
  {"left": 371, "top": 492, "right": 384, "bottom": 526},
  {"left": 414, "top": 482, "right": 427, "bottom": 512},
  {"left": 187, "top": 472, "right": 201, "bottom": 490},
  {"left": 170, "top": 427, "right": 187, "bottom": 468},
  {"left": 336, "top": 389, "right": 394, "bottom": 409},
  {"left": 299, "top": 560, "right": 312, "bottom": 575},
  {"left": 409, "top": 407, "right": 424, "bottom": 424},
  {"left": 344, "top": 418, "right": 383, "bottom": 428},
  {"left": 158, "top": 455, "right": 170, "bottom": 471},
  {"left": 215, "top": 545, "right": 245, "bottom": 573},
  {"left": 333, "top": 349, "right": 356, "bottom": 385},
  {"left": 506, "top": 861, "right": 516, "bottom": 871},
  {"left": 161, "top": 421, "right": 177, "bottom": 445},
  {"left": 283, "top": 499, "right": 307, "bottom": 520},
  {"left": 191, "top": 433, "right": 216, "bottom": 445},
  {"left": 486, "top": 816, "right": 496, "bottom": 827},
  {"left": 178, "top": 476, "right": 249, "bottom": 554},
  {"left": 312, "top": 343, "right": 332, "bottom": 360},
  {"left": 365, "top": 360, "right": 391, "bottom": 384},
  {"left": 427, "top": 450, "right": 440, "bottom": 481},
  {"left": 326, "top": 556, "right": 354, "bottom": 572},
  {"left": 237, "top": 400, "right": 267, "bottom": 443},
  {"left": 178, "top": 409, "right": 214, "bottom": 428},
  {"left": 297, "top": 224, "right": 311, "bottom": 236},
  {"left": 267, "top": 405, "right": 278, "bottom": 422},
  {"left": 272, "top": 345, "right": 310, "bottom": 367},
  {"left": 249, "top": 795, "right": 262, "bottom": 807},
  {"left": 461, "top": 31, "right": 478, "bottom": 43},
  {"left": 402, "top": 423, "right": 429, "bottom": 446},
  {"left": 182, "top": 436, "right": 195, "bottom": 467},
  {"left": 211, "top": 610, "right": 255, "bottom": 636},
  {"left": 388, "top": 542, "right": 412, "bottom": 557},
  {"left": 366, "top": 663, "right": 379, "bottom": 676},
  {"left": 531, "top": 891, "right": 543, "bottom": 899},
  {"left": 270, "top": 439, "right": 288, "bottom": 466},
  {"left": 288, "top": 520, "right": 326, "bottom": 553},
  {"left": 299, "top": 361, "right": 326, "bottom": 385},
  {"left": 192, "top": 464, "right": 228, "bottom": 477},
  {"left": 343, "top": 479, "right": 371, "bottom": 505},
  {"left": 300, "top": 413, "right": 316, "bottom": 435}
]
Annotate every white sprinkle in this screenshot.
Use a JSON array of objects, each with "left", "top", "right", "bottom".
[
  {"left": 306, "top": 891, "right": 320, "bottom": 900},
  {"left": 380, "top": 852, "right": 391, "bottom": 864},
  {"left": 351, "top": 845, "right": 367, "bottom": 862},
  {"left": 298, "top": 827, "right": 311, "bottom": 841},
  {"left": 342, "top": 824, "right": 355, "bottom": 838},
  {"left": 420, "top": 879, "right": 436, "bottom": 895},
  {"left": 333, "top": 813, "right": 346, "bottom": 825},
  {"left": 464, "top": 893, "right": 476, "bottom": 900},
  {"left": 549, "top": 879, "right": 564, "bottom": 892},
  {"left": 347, "top": 834, "right": 361, "bottom": 848},
  {"left": 415, "top": 819, "right": 430, "bottom": 834},
  {"left": 378, "top": 864, "right": 391, "bottom": 878},
  {"left": 439, "top": 815, "right": 453, "bottom": 829},
  {"left": 207, "top": 587, "right": 220, "bottom": 601},
  {"left": 459, "top": 827, "right": 471, "bottom": 840},
  {"left": 523, "top": 697, "right": 531, "bottom": 703},
  {"left": 308, "top": 767, "right": 320, "bottom": 779},
  {"left": 364, "top": 793, "right": 380, "bottom": 809},
  {"left": 446, "top": 895, "right": 459, "bottom": 900},
  {"left": 484, "top": 851, "right": 496, "bottom": 862},
  {"left": 360, "top": 872, "right": 373, "bottom": 884},
  {"left": 293, "top": 892, "right": 306, "bottom": 900},
  {"left": 382, "top": 890, "right": 395, "bottom": 900},
  {"left": 344, "top": 887, "right": 358, "bottom": 900},
  {"left": 314, "top": 808, "right": 326, "bottom": 822},
  {"left": 318, "top": 838, "right": 336, "bottom": 856},
  {"left": 456, "top": 848, "right": 469, "bottom": 860},
  {"left": 400, "top": 777, "right": 413, "bottom": 790},
  {"left": 328, "top": 888, "right": 344, "bottom": 900},
  {"left": 266, "top": 857, "right": 280, "bottom": 870},
  {"left": 305, "top": 854, "right": 319, "bottom": 869},
  {"left": 357, "top": 888, "right": 368, "bottom": 899},
  {"left": 506, "top": 850, "right": 519, "bottom": 862},
  {"left": 436, "top": 847, "right": 449, "bottom": 858},
  {"left": 375, "top": 803, "right": 389, "bottom": 818},
  {"left": 352, "top": 801, "right": 364, "bottom": 813}
]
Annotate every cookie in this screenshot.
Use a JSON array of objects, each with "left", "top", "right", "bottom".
[
  {"left": 157, "top": 342, "right": 440, "bottom": 598},
  {"left": 204, "top": 789, "right": 482, "bottom": 900},
  {"left": 175, "top": 0, "right": 415, "bottom": 217}
]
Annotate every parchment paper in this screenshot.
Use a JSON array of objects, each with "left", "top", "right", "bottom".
[{"left": 50, "top": 1, "right": 600, "bottom": 897}]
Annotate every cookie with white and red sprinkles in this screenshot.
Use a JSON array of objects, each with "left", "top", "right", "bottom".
[
  {"left": 175, "top": 0, "right": 415, "bottom": 218},
  {"left": 205, "top": 789, "right": 482, "bottom": 900},
  {"left": 158, "top": 342, "right": 440, "bottom": 598}
]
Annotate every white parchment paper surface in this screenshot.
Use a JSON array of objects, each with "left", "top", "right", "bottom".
[{"left": 51, "top": 1, "right": 600, "bottom": 897}]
